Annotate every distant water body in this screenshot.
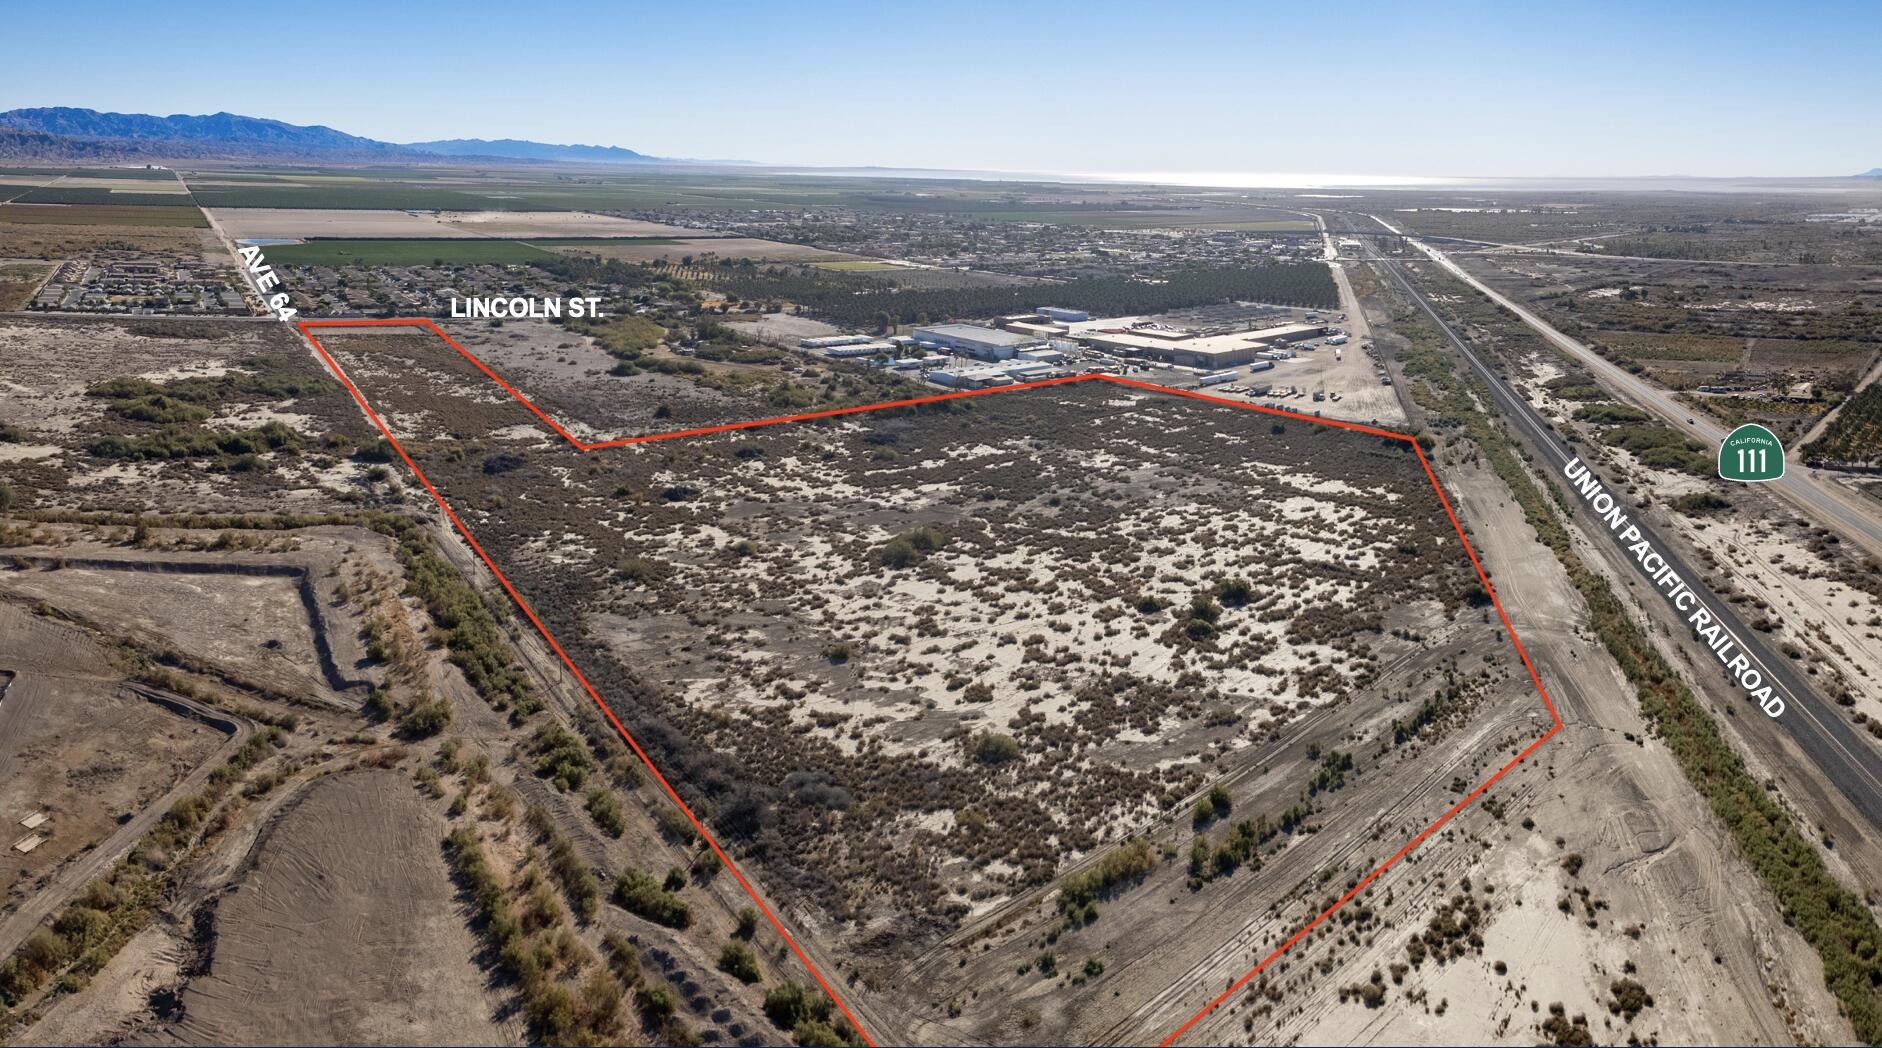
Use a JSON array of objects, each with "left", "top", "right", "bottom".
[
  {"left": 1085, "top": 171, "right": 1881, "bottom": 193},
  {"left": 780, "top": 166, "right": 1879, "bottom": 194}
]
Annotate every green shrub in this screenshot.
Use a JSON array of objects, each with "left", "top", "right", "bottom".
[
  {"left": 20, "top": 929, "right": 72, "bottom": 974},
  {"left": 530, "top": 724, "right": 595, "bottom": 791},
  {"left": 718, "top": 939, "right": 762, "bottom": 984},
  {"left": 613, "top": 556, "right": 668, "bottom": 584},
  {"left": 971, "top": 732, "right": 1020, "bottom": 765},
  {"left": 636, "top": 983, "right": 674, "bottom": 1022},
  {"left": 763, "top": 980, "right": 832, "bottom": 1032},
  {"left": 1058, "top": 838, "right": 1157, "bottom": 917},
  {"left": 396, "top": 696, "right": 453, "bottom": 739},
  {"left": 877, "top": 525, "right": 947, "bottom": 568},
  {"left": 585, "top": 788, "right": 626, "bottom": 838},
  {"left": 1671, "top": 491, "right": 1731, "bottom": 515},
  {"left": 613, "top": 867, "right": 691, "bottom": 929}
]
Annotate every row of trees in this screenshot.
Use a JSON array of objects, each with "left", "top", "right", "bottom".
[
  {"left": 528, "top": 252, "right": 1337, "bottom": 329},
  {"left": 700, "top": 262, "right": 1338, "bottom": 329}
]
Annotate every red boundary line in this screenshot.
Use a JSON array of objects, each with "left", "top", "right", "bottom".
[{"left": 296, "top": 317, "right": 1563, "bottom": 1046}]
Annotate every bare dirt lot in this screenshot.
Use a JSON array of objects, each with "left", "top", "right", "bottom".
[
  {"left": 158, "top": 767, "right": 510, "bottom": 1045},
  {"left": 0, "top": 604, "right": 223, "bottom": 919},
  {"left": 0, "top": 498, "right": 867, "bottom": 1046}
]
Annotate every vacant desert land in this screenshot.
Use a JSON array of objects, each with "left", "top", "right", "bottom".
[
  {"left": 208, "top": 208, "right": 706, "bottom": 241},
  {"left": 309, "top": 326, "right": 1495, "bottom": 965},
  {"left": 0, "top": 316, "right": 379, "bottom": 516}
]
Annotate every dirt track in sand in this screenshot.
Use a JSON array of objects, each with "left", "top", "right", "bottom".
[{"left": 155, "top": 768, "right": 516, "bottom": 1046}]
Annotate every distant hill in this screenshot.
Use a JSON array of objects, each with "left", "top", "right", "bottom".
[
  {"left": 0, "top": 107, "right": 703, "bottom": 166},
  {"left": 0, "top": 107, "right": 412, "bottom": 161},
  {"left": 1860, "top": 168, "right": 1882, "bottom": 178},
  {"left": 406, "top": 138, "right": 660, "bottom": 164}
]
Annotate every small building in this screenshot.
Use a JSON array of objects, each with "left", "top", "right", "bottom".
[
  {"left": 799, "top": 335, "right": 876, "bottom": 350},
  {"left": 1037, "top": 306, "right": 1091, "bottom": 323},
  {"left": 1003, "top": 362, "right": 1057, "bottom": 382},
  {"left": 931, "top": 366, "right": 1016, "bottom": 390},
  {"left": 824, "top": 341, "right": 897, "bottom": 358}
]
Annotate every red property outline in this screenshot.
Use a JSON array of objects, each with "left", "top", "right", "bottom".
[{"left": 296, "top": 317, "right": 1563, "bottom": 1046}]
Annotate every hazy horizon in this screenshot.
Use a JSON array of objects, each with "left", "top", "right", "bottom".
[{"left": 8, "top": 0, "right": 1882, "bottom": 179}]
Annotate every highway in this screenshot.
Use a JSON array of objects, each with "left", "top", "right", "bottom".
[
  {"left": 1342, "top": 220, "right": 1882, "bottom": 829},
  {"left": 1363, "top": 211, "right": 1882, "bottom": 559}
]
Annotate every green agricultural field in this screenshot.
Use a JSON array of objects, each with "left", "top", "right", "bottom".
[
  {"left": 12, "top": 185, "right": 196, "bottom": 207},
  {"left": 0, "top": 166, "right": 177, "bottom": 180},
  {"left": 185, "top": 184, "right": 512, "bottom": 210},
  {"left": 268, "top": 238, "right": 558, "bottom": 266},
  {"left": 0, "top": 203, "right": 207, "bottom": 227},
  {"left": 269, "top": 237, "right": 681, "bottom": 266}
]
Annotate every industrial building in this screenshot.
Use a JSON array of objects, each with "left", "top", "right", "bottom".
[
  {"left": 1060, "top": 320, "right": 1327, "bottom": 369},
  {"left": 1242, "top": 323, "right": 1327, "bottom": 344},
  {"left": 1074, "top": 327, "right": 1257, "bottom": 368},
  {"left": 912, "top": 323, "right": 1045, "bottom": 361},
  {"left": 822, "top": 340, "right": 898, "bottom": 358},
  {"left": 930, "top": 365, "right": 1017, "bottom": 390},
  {"left": 799, "top": 334, "right": 877, "bottom": 349}
]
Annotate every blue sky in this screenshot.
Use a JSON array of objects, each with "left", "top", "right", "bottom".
[{"left": 7, "top": 0, "right": 1879, "bottom": 177}]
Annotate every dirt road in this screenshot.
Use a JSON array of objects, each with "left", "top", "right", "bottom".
[{"left": 0, "top": 682, "right": 250, "bottom": 960}]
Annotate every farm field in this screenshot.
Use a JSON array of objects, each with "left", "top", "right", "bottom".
[
  {"left": 208, "top": 207, "right": 706, "bottom": 241},
  {"left": 268, "top": 238, "right": 577, "bottom": 267},
  {"left": 9, "top": 188, "right": 193, "bottom": 207},
  {"left": 0, "top": 203, "right": 206, "bottom": 228}
]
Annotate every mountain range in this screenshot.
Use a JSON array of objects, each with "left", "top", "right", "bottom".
[
  {"left": 0, "top": 107, "right": 688, "bottom": 165},
  {"left": 404, "top": 138, "right": 655, "bottom": 163}
]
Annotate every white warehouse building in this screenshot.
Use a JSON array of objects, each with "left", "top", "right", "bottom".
[{"left": 911, "top": 323, "right": 1045, "bottom": 361}]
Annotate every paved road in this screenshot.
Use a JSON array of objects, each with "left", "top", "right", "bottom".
[
  {"left": 1363, "top": 211, "right": 1882, "bottom": 559},
  {"left": 1346, "top": 223, "right": 1882, "bottom": 830}
]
